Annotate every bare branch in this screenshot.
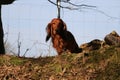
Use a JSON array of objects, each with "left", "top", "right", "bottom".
[
  {"left": 48, "top": 0, "right": 120, "bottom": 19},
  {"left": 83, "top": 7, "right": 120, "bottom": 19},
  {"left": 0, "top": 0, "right": 16, "bottom": 5},
  {"left": 22, "top": 42, "right": 37, "bottom": 57},
  {"left": 48, "top": 0, "right": 70, "bottom": 9},
  {"left": 62, "top": 1, "right": 96, "bottom": 8},
  {"left": 4, "top": 25, "right": 9, "bottom": 45},
  {"left": 48, "top": 0, "right": 57, "bottom": 6},
  {"left": 17, "top": 32, "right": 21, "bottom": 57},
  {"left": 93, "top": 9, "right": 120, "bottom": 19},
  {"left": 48, "top": 0, "right": 96, "bottom": 10}
]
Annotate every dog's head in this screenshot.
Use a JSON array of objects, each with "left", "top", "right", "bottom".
[{"left": 46, "top": 18, "right": 67, "bottom": 42}]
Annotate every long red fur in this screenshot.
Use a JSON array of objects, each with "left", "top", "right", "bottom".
[{"left": 46, "top": 18, "right": 82, "bottom": 55}]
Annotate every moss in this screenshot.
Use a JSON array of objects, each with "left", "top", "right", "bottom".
[
  {"left": 0, "top": 57, "right": 7, "bottom": 65},
  {"left": 10, "top": 56, "right": 27, "bottom": 66}
]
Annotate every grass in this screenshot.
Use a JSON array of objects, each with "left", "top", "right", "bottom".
[{"left": 0, "top": 46, "right": 120, "bottom": 80}]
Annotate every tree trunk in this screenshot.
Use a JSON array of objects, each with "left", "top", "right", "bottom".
[{"left": 0, "top": 5, "right": 5, "bottom": 54}]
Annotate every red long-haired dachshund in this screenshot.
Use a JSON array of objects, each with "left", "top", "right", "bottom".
[{"left": 46, "top": 18, "right": 82, "bottom": 55}]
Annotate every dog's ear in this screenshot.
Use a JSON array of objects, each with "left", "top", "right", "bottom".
[
  {"left": 46, "top": 23, "right": 51, "bottom": 42},
  {"left": 63, "top": 22, "right": 67, "bottom": 31}
]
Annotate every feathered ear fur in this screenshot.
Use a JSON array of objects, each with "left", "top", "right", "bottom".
[
  {"left": 46, "top": 23, "right": 51, "bottom": 42},
  {"left": 60, "top": 19, "right": 67, "bottom": 31},
  {"left": 63, "top": 22, "right": 67, "bottom": 31}
]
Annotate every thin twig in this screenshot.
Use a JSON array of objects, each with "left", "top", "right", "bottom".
[
  {"left": 82, "top": 7, "right": 120, "bottom": 19},
  {"left": 62, "top": 1, "right": 96, "bottom": 8},
  {"left": 22, "top": 42, "right": 37, "bottom": 57},
  {"left": 48, "top": 0, "right": 120, "bottom": 19},
  {"left": 17, "top": 32, "right": 21, "bottom": 57},
  {"left": 48, "top": 0, "right": 96, "bottom": 10}
]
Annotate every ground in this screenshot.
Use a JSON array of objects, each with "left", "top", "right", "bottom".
[{"left": 0, "top": 46, "right": 120, "bottom": 80}]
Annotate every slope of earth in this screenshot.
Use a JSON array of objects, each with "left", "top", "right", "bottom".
[{"left": 0, "top": 46, "right": 120, "bottom": 80}]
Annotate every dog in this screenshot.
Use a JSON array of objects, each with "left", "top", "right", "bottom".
[{"left": 46, "top": 18, "right": 82, "bottom": 55}]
